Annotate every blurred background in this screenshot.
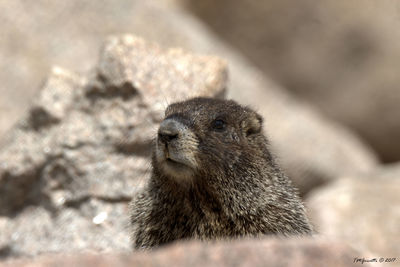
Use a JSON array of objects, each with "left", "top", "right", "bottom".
[{"left": 0, "top": 0, "right": 399, "bottom": 264}]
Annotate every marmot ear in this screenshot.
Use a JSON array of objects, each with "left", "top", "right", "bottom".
[{"left": 242, "top": 114, "right": 263, "bottom": 137}]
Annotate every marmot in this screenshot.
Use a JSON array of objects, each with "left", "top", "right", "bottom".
[{"left": 130, "top": 97, "right": 312, "bottom": 249}]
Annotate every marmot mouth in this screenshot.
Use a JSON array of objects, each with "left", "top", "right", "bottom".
[
  {"left": 162, "top": 157, "right": 194, "bottom": 177},
  {"left": 165, "top": 157, "right": 185, "bottom": 167}
]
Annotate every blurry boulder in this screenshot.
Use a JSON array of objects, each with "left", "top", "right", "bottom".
[
  {"left": 183, "top": 0, "right": 400, "bottom": 162},
  {"left": 1, "top": 237, "right": 366, "bottom": 267},
  {"left": 307, "top": 164, "right": 400, "bottom": 256},
  {"left": 0, "top": 35, "right": 226, "bottom": 257}
]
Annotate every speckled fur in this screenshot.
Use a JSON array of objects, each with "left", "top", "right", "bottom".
[{"left": 130, "top": 98, "right": 312, "bottom": 249}]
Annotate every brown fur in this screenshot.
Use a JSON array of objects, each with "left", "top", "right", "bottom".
[{"left": 130, "top": 97, "right": 312, "bottom": 249}]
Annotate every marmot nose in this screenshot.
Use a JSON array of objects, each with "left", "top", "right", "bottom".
[{"left": 158, "top": 119, "right": 180, "bottom": 144}]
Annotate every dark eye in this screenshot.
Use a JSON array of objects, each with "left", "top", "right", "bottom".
[{"left": 212, "top": 119, "right": 226, "bottom": 131}]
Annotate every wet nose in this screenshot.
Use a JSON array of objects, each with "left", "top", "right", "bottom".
[{"left": 158, "top": 119, "right": 180, "bottom": 144}]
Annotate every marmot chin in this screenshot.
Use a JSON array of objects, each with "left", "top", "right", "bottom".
[{"left": 130, "top": 97, "right": 312, "bottom": 249}]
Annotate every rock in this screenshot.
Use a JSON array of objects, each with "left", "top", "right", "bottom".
[
  {"left": 0, "top": 237, "right": 367, "bottom": 267},
  {"left": 0, "top": 35, "right": 226, "bottom": 257},
  {"left": 183, "top": 0, "right": 400, "bottom": 162},
  {"left": 0, "top": 202, "right": 129, "bottom": 258},
  {"left": 95, "top": 35, "right": 226, "bottom": 107},
  {"left": 0, "top": 1, "right": 378, "bottom": 196},
  {"left": 306, "top": 164, "right": 400, "bottom": 256}
]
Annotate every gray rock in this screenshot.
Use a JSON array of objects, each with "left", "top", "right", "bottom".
[
  {"left": 0, "top": 202, "right": 129, "bottom": 258},
  {"left": 306, "top": 164, "right": 400, "bottom": 256},
  {"left": 0, "top": 35, "right": 226, "bottom": 257},
  {"left": 0, "top": 237, "right": 367, "bottom": 267}
]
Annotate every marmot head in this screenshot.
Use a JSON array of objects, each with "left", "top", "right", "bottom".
[
  {"left": 140, "top": 98, "right": 312, "bottom": 239},
  {"left": 154, "top": 97, "right": 270, "bottom": 185}
]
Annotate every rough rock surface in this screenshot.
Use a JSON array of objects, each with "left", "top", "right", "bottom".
[
  {"left": 183, "top": 0, "right": 400, "bottom": 162},
  {"left": 0, "top": 35, "right": 226, "bottom": 258},
  {"left": 1, "top": 238, "right": 366, "bottom": 267},
  {"left": 307, "top": 164, "right": 400, "bottom": 256},
  {"left": 0, "top": 0, "right": 378, "bottom": 196}
]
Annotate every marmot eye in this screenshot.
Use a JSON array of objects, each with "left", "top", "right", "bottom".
[{"left": 212, "top": 119, "right": 226, "bottom": 131}]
